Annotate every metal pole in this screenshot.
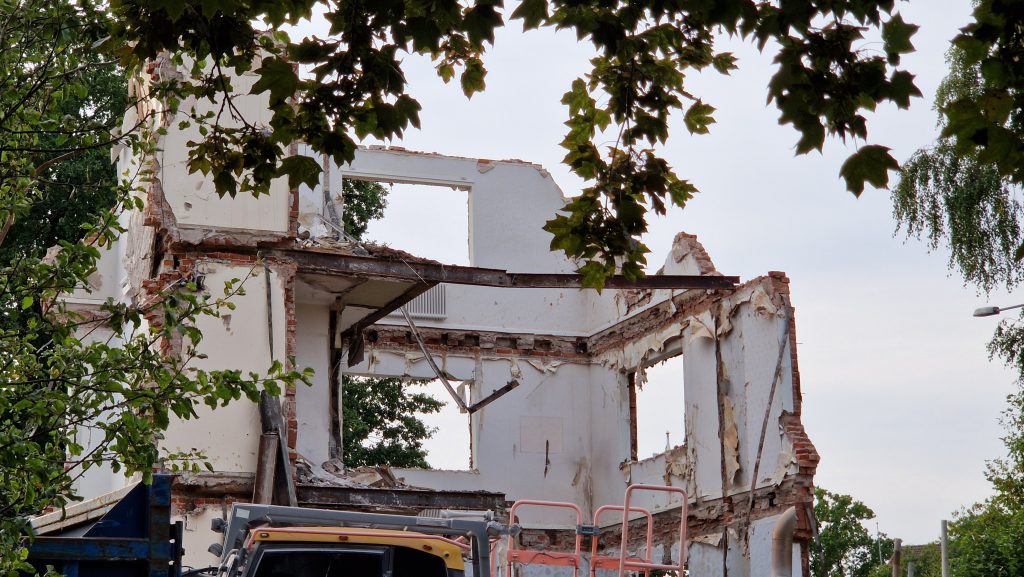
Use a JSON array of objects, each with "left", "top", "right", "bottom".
[
  {"left": 891, "top": 538, "right": 902, "bottom": 577},
  {"left": 907, "top": 560, "right": 915, "bottom": 577},
  {"left": 941, "top": 520, "right": 949, "bottom": 577},
  {"left": 876, "top": 522, "right": 883, "bottom": 564}
]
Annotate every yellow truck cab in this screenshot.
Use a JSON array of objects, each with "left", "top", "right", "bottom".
[
  {"left": 240, "top": 526, "right": 466, "bottom": 577},
  {"left": 209, "top": 504, "right": 503, "bottom": 577}
]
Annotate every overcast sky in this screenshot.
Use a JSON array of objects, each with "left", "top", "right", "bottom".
[{"left": 299, "top": 2, "right": 1019, "bottom": 544}]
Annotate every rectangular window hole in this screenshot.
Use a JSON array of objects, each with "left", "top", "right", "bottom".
[
  {"left": 631, "top": 353, "right": 685, "bottom": 461},
  {"left": 360, "top": 181, "right": 470, "bottom": 266}
]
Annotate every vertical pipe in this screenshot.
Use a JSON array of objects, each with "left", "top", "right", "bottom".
[
  {"left": 907, "top": 560, "right": 915, "bottom": 577},
  {"left": 941, "top": 520, "right": 949, "bottom": 577},
  {"left": 771, "top": 506, "right": 797, "bottom": 577},
  {"left": 627, "top": 372, "right": 638, "bottom": 461}
]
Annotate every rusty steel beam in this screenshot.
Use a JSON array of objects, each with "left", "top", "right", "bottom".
[{"left": 265, "top": 248, "right": 739, "bottom": 290}]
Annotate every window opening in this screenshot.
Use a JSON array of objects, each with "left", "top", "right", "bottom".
[
  {"left": 360, "top": 181, "right": 470, "bottom": 266},
  {"left": 341, "top": 375, "right": 471, "bottom": 471},
  {"left": 631, "top": 353, "right": 685, "bottom": 461},
  {"left": 416, "top": 378, "right": 472, "bottom": 471}
]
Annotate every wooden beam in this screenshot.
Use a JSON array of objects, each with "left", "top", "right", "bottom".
[{"left": 253, "top": 433, "right": 279, "bottom": 504}]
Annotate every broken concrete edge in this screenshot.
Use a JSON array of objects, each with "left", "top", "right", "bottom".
[
  {"left": 349, "top": 275, "right": 783, "bottom": 366},
  {"left": 170, "top": 471, "right": 508, "bottom": 517}
]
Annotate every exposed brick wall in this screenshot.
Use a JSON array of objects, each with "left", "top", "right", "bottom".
[
  {"left": 768, "top": 271, "right": 804, "bottom": 416},
  {"left": 366, "top": 326, "right": 589, "bottom": 361},
  {"left": 672, "top": 232, "right": 719, "bottom": 276},
  {"left": 780, "top": 412, "right": 819, "bottom": 478}
]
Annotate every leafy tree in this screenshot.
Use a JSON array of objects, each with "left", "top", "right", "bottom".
[
  {"left": 341, "top": 376, "right": 443, "bottom": 468},
  {"left": 106, "top": 0, "right": 923, "bottom": 287},
  {"left": 0, "top": 53, "right": 127, "bottom": 264},
  {"left": 811, "top": 488, "right": 892, "bottom": 577},
  {"left": 893, "top": 44, "right": 1023, "bottom": 296},
  {"left": 341, "top": 179, "right": 388, "bottom": 241},
  {"left": 0, "top": 1, "right": 308, "bottom": 572},
  {"left": 946, "top": 386, "right": 1024, "bottom": 577}
]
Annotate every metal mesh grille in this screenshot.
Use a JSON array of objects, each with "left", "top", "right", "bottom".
[{"left": 389, "top": 284, "right": 446, "bottom": 319}]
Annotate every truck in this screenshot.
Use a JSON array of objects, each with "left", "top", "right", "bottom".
[{"left": 206, "top": 504, "right": 503, "bottom": 577}]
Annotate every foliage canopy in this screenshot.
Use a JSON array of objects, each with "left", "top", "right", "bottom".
[
  {"left": 107, "top": 0, "right": 922, "bottom": 287},
  {"left": 0, "top": 1, "right": 308, "bottom": 572}
]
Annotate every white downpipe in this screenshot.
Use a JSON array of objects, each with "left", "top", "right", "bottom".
[{"left": 772, "top": 506, "right": 798, "bottom": 577}]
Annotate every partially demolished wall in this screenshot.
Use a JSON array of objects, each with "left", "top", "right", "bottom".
[
  {"left": 75, "top": 59, "right": 817, "bottom": 574},
  {"left": 355, "top": 231, "right": 817, "bottom": 576}
]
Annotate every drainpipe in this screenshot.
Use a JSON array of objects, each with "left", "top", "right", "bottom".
[{"left": 772, "top": 506, "right": 798, "bottom": 577}]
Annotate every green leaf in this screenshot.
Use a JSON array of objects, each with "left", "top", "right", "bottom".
[
  {"left": 1014, "top": 242, "right": 1024, "bottom": 263},
  {"left": 251, "top": 57, "right": 298, "bottom": 106},
  {"left": 511, "top": 0, "right": 548, "bottom": 30},
  {"left": 464, "top": 3, "right": 502, "bottom": 45},
  {"left": 839, "top": 145, "right": 900, "bottom": 196},
  {"left": 20, "top": 296, "right": 33, "bottom": 310},
  {"left": 460, "top": 59, "right": 487, "bottom": 97},
  {"left": 881, "top": 14, "right": 918, "bottom": 65},
  {"left": 712, "top": 52, "right": 738, "bottom": 74},
  {"left": 887, "top": 70, "right": 921, "bottom": 110},
  {"left": 276, "top": 154, "right": 323, "bottom": 190},
  {"left": 684, "top": 101, "right": 716, "bottom": 135}
]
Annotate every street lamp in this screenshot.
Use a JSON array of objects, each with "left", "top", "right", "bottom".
[{"left": 973, "top": 303, "right": 1024, "bottom": 317}]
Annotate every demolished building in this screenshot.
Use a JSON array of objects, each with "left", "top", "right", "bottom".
[{"left": 59, "top": 57, "right": 820, "bottom": 576}]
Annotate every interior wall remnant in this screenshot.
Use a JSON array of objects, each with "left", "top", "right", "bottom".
[
  {"left": 160, "top": 259, "right": 290, "bottom": 473},
  {"left": 294, "top": 302, "right": 332, "bottom": 468}
]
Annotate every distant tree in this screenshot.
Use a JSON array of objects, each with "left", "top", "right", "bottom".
[
  {"left": 946, "top": 386, "right": 1024, "bottom": 577},
  {"left": 341, "top": 376, "right": 443, "bottom": 468},
  {"left": 865, "top": 544, "right": 941, "bottom": 577},
  {"left": 812, "top": 488, "right": 892, "bottom": 577},
  {"left": 341, "top": 179, "right": 388, "bottom": 241}
]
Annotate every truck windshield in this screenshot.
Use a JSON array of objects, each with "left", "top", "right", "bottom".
[
  {"left": 247, "top": 544, "right": 450, "bottom": 577},
  {"left": 250, "top": 546, "right": 384, "bottom": 577}
]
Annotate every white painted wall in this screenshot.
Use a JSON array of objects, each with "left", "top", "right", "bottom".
[
  {"left": 294, "top": 302, "right": 333, "bottom": 467},
  {"left": 156, "top": 66, "right": 291, "bottom": 239},
  {"left": 350, "top": 351, "right": 599, "bottom": 520},
  {"left": 297, "top": 147, "right": 596, "bottom": 336},
  {"left": 175, "top": 503, "right": 226, "bottom": 570},
  {"left": 161, "top": 261, "right": 288, "bottom": 472}
]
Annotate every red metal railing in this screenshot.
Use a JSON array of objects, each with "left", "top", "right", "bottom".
[
  {"left": 616, "top": 484, "right": 687, "bottom": 577},
  {"left": 506, "top": 500, "right": 584, "bottom": 577},
  {"left": 589, "top": 504, "right": 654, "bottom": 577}
]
